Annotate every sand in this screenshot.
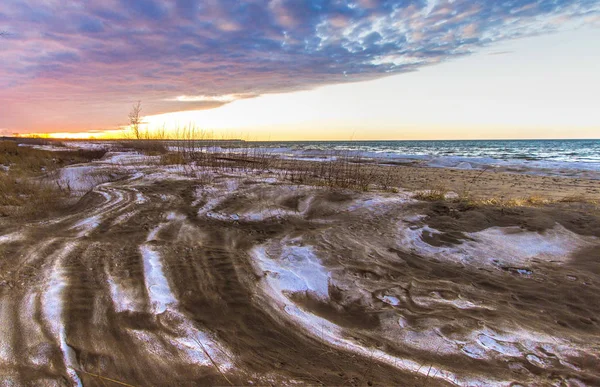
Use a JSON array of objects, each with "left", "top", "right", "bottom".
[{"left": 0, "top": 151, "right": 599, "bottom": 386}]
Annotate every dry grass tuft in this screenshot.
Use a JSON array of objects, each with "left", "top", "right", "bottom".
[
  {"left": 160, "top": 152, "right": 186, "bottom": 165},
  {"left": 0, "top": 175, "right": 67, "bottom": 217},
  {"left": 460, "top": 194, "right": 574, "bottom": 208},
  {"left": 413, "top": 186, "right": 449, "bottom": 201},
  {"left": 0, "top": 140, "right": 107, "bottom": 218},
  {"left": 558, "top": 194, "right": 598, "bottom": 204},
  {"left": 121, "top": 140, "right": 168, "bottom": 155}
]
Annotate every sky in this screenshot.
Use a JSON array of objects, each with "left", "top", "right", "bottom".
[{"left": 1, "top": 0, "right": 599, "bottom": 140}]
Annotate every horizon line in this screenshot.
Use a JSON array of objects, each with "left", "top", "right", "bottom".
[{"left": 5, "top": 135, "right": 600, "bottom": 142}]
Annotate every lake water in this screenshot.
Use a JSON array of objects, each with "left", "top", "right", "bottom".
[{"left": 239, "top": 139, "right": 600, "bottom": 179}]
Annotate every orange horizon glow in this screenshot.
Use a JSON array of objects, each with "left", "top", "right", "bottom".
[{"left": 17, "top": 125, "right": 600, "bottom": 142}]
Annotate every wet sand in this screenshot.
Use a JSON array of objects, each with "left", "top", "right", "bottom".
[
  {"left": 0, "top": 152, "right": 599, "bottom": 386},
  {"left": 274, "top": 157, "right": 600, "bottom": 201}
]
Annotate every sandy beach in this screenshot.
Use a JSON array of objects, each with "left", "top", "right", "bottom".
[{"left": 1, "top": 145, "right": 599, "bottom": 386}]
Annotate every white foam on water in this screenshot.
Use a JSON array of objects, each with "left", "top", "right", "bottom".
[
  {"left": 41, "top": 242, "right": 82, "bottom": 387},
  {"left": 140, "top": 244, "right": 177, "bottom": 314}
]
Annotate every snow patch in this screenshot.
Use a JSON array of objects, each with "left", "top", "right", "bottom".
[
  {"left": 41, "top": 243, "right": 82, "bottom": 386},
  {"left": 71, "top": 216, "right": 100, "bottom": 237},
  {"left": 140, "top": 244, "right": 176, "bottom": 314},
  {"left": 380, "top": 295, "right": 400, "bottom": 306},
  {"left": 107, "top": 273, "right": 143, "bottom": 313},
  {"left": 251, "top": 246, "right": 501, "bottom": 386},
  {"left": 57, "top": 165, "right": 114, "bottom": 194},
  {"left": 347, "top": 194, "right": 411, "bottom": 211},
  {"left": 0, "top": 232, "right": 25, "bottom": 245},
  {"left": 397, "top": 222, "right": 597, "bottom": 267},
  {"left": 102, "top": 152, "right": 153, "bottom": 165},
  {"left": 253, "top": 242, "right": 330, "bottom": 299}
]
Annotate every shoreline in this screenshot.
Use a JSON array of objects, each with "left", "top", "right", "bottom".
[{"left": 10, "top": 137, "right": 600, "bottom": 202}]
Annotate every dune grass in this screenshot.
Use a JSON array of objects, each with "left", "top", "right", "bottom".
[{"left": 0, "top": 140, "right": 108, "bottom": 217}]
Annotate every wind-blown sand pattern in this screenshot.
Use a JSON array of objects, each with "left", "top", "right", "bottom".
[{"left": 1, "top": 152, "right": 599, "bottom": 386}]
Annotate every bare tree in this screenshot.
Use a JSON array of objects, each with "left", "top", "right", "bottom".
[{"left": 128, "top": 101, "right": 142, "bottom": 140}]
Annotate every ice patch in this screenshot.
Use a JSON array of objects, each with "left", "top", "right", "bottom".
[
  {"left": 347, "top": 195, "right": 411, "bottom": 211},
  {"left": 170, "top": 320, "right": 235, "bottom": 371},
  {"left": 0, "top": 232, "right": 24, "bottom": 245},
  {"left": 477, "top": 334, "right": 522, "bottom": 357},
  {"left": 135, "top": 192, "right": 146, "bottom": 204},
  {"left": 147, "top": 224, "right": 166, "bottom": 242},
  {"left": 468, "top": 225, "right": 589, "bottom": 261},
  {"left": 381, "top": 295, "right": 400, "bottom": 306},
  {"left": 107, "top": 273, "right": 143, "bottom": 313},
  {"left": 254, "top": 242, "right": 330, "bottom": 299},
  {"left": 57, "top": 165, "right": 113, "bottom": 193},
  {"left": 111, "top": 210, "right": 138, "bottom": 226},
  {"left": 197, "top": 196, "right": 224, "bottom": 217},
  {"left": 0, "top": 297, "right": 16, "bottom": 363},
  {"left": 251, "top": 246, "right": 501, "bottom": 386},
  {"left": 166, "top": 212, "right": 186, "bottom": 221},
  {"left": 41, "top": 243, "right": 82, "bottom": 386},
  {"left": 64, "top": 141, "right": 111, "bottom": 151},
  {"left": 461, "top": 325, "right": 591, "bottom": 369},
  {"left": 140, "top": 244, "right": 177, "bottom": 314},
  {"left": 102, "top": 152, "right": 154, "bottom": 165},
  {"left": 397, "top": 222, "right": 597, "bottom": 267},
  {"left": 127, "top": 307, "right": 235, "bottom": 371},
  {"left": 71, "top": 216, "right": 100, "bottom": 237}
]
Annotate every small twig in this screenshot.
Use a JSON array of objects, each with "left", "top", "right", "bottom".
[
  {"left": 76, "top": 369, "right": 137, "bottom": 387},
  {"left": 193, "top": 337, "right": 233, "bottom": 386}
]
